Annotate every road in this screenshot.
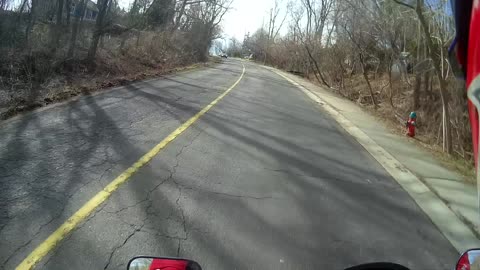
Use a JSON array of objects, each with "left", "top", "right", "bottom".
[{"left": 0, "top": 59, "right": 459, "bottom": 269}]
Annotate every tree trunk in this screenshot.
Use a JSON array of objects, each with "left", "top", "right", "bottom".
[
  {"left": 120, "top": 33, "right": 128, "bottom": 52},
  {"left": 136, "top": 32, "right": 141, "bottom": 47},
  {"left": 388, "top": 63, "right": 395, "bottom": 108},
  {"left": 359, "top": 53, "right": 377, "bottom": 108},
  {"left": 25, "top": 0, "right": 37, "bottom": 47},
  {"left": 87, "top": 0, "right": 111, "bottom": 67},
  {"left": 423, "top": 71, "right": 430, "bottom": 95},
  {"left": 386, "top": 55, "right": 396, "bottom": 108},
  {"left": 65, "top": 0, "right": 71, "bottom": 26},
  {"left": 413, "top": 74, "right": 421, "bottom": 110},
  {"left": 415, "top": 0, "right": 452, "bottom": 154},
  {"left": 172, "top": 0, "right": 187, "bottom": 31},
  {"left": 15, "top": 0, "right": 28, "bottom": 44},
  {"left": 17, "top": 0, "right": 28, "bottom": 17},
  {"left": 50, "top": 0, "right": 64, "bottom": 53},
  {"left": 305, "top": 43, "right": 330, "bottom": 88},
  {"left": 67, "top": 0, "right": 86, "bottom": 58},
  {"left": 88, "top": 33, "right": 102, "bottom": 67},
  {"left": 200, "top": 27, "right": 214, "bottom": 62},
  {"left": 263, "top": 46, "right": 267, "bottom": 65}
]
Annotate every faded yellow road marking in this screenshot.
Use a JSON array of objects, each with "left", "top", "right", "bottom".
[{"left": 16, "top": 64, "right": 246, "bottom": 270}]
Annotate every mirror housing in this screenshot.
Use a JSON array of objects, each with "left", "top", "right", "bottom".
[
  {"left": 457, "top": 249, "right": 480, "bottom": 270},
  {"left": 344, "top": 262, "right": 410, "bottom": 270},
  {"left": 128, "top": 256, "right": 202, "bottom": 270}
]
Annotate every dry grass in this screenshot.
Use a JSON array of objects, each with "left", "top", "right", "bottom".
[
  {"left": 369, "top": 105, "right": 475, "bottom": 184},
  {"left": 0, "top": 30, "right": 215, "bottom": 120},
  {"left": 304, "top": 72, "right": 476, "bottom": 183}
]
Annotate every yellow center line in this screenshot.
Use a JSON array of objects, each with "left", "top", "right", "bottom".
[{"left": 16, "top": 64, "right": 246, "bottom": 270}]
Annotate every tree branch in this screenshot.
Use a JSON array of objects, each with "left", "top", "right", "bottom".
[{"left": 392, "top": 0, "right": 415, "bottom": 10}]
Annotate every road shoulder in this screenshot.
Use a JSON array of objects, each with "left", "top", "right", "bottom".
[{"left": 264, "top": 65, "right": 480, "bottom": 253}]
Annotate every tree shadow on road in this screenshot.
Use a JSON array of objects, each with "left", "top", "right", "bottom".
[
  {"left": 0, "top": 57, "right": 459, "bottom": 270},
  {"left": 173, "top": 101, "right": 459, "bottom": 269},
  {"left": 0, "top": 59, "right": 248, "bottom": 269}
]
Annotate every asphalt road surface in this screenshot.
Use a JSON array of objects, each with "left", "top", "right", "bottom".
[{"left": 1, "top": 59, "right": 459, "bottom": 269}]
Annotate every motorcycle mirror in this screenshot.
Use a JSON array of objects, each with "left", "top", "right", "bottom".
[
  {"left": 127, "top": 256, "right": 202, "bottom": 270},
  {"left": 344, "top": 262, "right": 410, "bottom": 270},
  {"left": 456, "top": 249, "right": 480, "bottom": 270}
]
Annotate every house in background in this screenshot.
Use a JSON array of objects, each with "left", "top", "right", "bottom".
[
  {"left": 33, "top": 0, "right": 98, "bottom": 22},
  {"left": 71, "top": 0, "right": 98, "bottom": 21}
]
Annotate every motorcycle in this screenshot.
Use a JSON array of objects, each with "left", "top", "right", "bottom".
[{"left": 126, "top": 248, "right": 480, "bottom": 270}]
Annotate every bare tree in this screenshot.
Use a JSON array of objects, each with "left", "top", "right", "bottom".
[
  {"left": 67, "top": 0, "right": 87, "bottom": 58},
  {"left": 341, "top": 19, "right": 378, "bottom": 108},
  {"left": 227, "top": 37, "right": 242, "bottom": 57},
  {"left": 290, "top": 0, "right": 333, "bottom": 88},
  {"left": 241, "top": 0, "right": 465, "bottom": 158},
  {"left": 393, "top": 0, "right": 453, "bottom": 154},
  {"left": 87, "top": 0, "right": 111, "bottom": 66},
  {"left": 49, "top": 0, "right": 65, "bottom": 53},
  {"left": 25, "top": 0, "right": 38, "bottom": 45},
  {"left": 0, "top": 0, "right": 233, "bottom": 123},
  {"left": 173, "top": 0, "right": 189, "bottom": 31},
  {"left": 186, "top": 0, "right": 232, "bottom": 61},
  {"left": 263, "top": 0, "right": 287, "bottom": 64},
  {"left": 0, "top": 0, "right": 8, "bottom": 10},
  {"left": 65, "top": 0, "right": 71, "bottom": 26}
]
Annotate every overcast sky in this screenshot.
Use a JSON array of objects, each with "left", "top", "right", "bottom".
[{"left": 222, "top": 0, "right": 277, "bottom": 41}]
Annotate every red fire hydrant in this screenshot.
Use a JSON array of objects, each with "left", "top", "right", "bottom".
[{"left": 406, "top": 111, "right": 417, "bottom": 137}]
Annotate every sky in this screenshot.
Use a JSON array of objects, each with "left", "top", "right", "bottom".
[
  {"left": 116, "top": 0, "right": 280, "bottom": 41},
  {"left": 221, "top": 0, "right": 277, "bottom": 41}
]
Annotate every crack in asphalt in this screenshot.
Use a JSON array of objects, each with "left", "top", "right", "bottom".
[
  {"left": 178, "top": 184, "right": 274, "bottom": 200},
  {"left": 176, "top": 239, "right": 182, "bottom": 257},
  {"left": 0, "top": 162, "right": 114, "bottom": 268},
  {"left": 2, "top": 123, "right": 272, "bottom": 268},
  {"left": 39, "top": 202, "right": 109, "bottom": 269},
  {"left": 84, "top": 154, "right": 117, "bottom": 171},
  {"left": 201, "top": 190, "right": 273, "bottom": 200},
  {"left": 0, "top": 193, "right": 56, "bottom": 237},
  {"left": 1, "top": 207, "right": 62, "bottom": 268},
  {"left": 0, "top": 171, "right": 16, "bottom": 178},
  {"left": 0, "top": 223, "right": 7, "bottom": 235},
  {"left": 2, "top": 191, "right": 65, "bottom": 264},
  {"left": 102, "top": 172, "right": 172, "bottom": 216},
  {"left": 262, "top": 167, "right": 309, "bottom": 178},
  {"left": 100, "top": 168, "right": 187, "bottom": 269},
  {"left": 3, "top": 127, "right": 204, "bottom": 269},
  {"left": 103, "top": 221, "right": 146, "bottom": 270},
  {"left": 3, "top": 188, "right": 59, "bottom": 206},
  {"left": 173, "top": 186, "right": 187, "bottom": 258},
  {"left": 20, "top": 170, "right": 55, "bottom": 187},
  {"left": 101, "top": 129, "right": 204, "bottom": 267},
  {"left": 102, "top": 128, "right": 203, "bottom": 217},
  {"left": 139, "top": 227, "right": 188, "bottom": 241}
]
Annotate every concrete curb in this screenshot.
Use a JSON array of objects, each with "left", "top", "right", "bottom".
[{"left": 266, "top": 66, "right": 480, "bottom": 253}]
